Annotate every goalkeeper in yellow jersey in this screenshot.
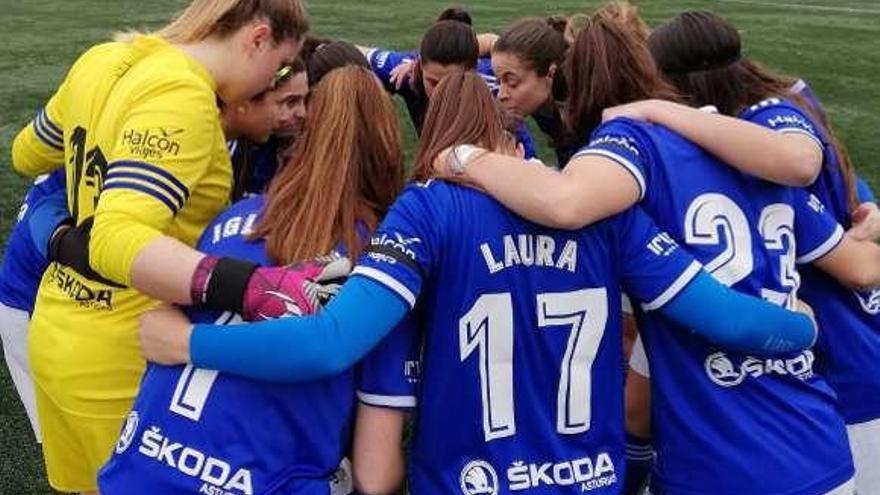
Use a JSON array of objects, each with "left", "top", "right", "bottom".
[{"left": 7, "top": 1, "right": 338, "bottom": 492}]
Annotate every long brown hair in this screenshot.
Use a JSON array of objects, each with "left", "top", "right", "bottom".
[
  {"left": 412, "top": 70, "right": 507, "bottom": 182},
  {"left": 565, "top": 2, "right": 678, "bottom": 141},
  {"left": 649, "top": 10, "right": 859, "bottom": 211},
  {"left": 253, "top": 66, "right": 404, "bottom": 264}
]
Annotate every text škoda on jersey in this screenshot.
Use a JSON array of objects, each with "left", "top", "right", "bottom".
[
  {"left": 117, "top": 416, "right": 254, "bottom": 495},
  {"left": 460, "top": 453, "right": 617, "bottom": 494}
]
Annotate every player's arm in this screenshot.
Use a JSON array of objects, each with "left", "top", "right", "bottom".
[
  {"left": 811, "top": 237, "right": 880, "bottom": 290},
  {"left": 622, "top": 208, "right": 817, "bottom": 355},
  {"left": 140, "top": 185, "right": 440, "bottom": 381},
  {"left": 352, "top": 404, "right": 407, "bottom": 494},
  {"left": 11, "top": 80, "right": 68, "bottom": 177},
  {"left": 624, "top": 342, "right": 653, "bottom": 495},
  {"left": 477, "top": 33, "right": 498, "bottom": 56},
  {"left": 433, "top": 144, "right": 641, "bottom": 229},
  {"left": 848, "top": 177, "right": 880, "bottom": 242},
  {"left": 792, "top": 191, "right": 880, "bottom": 290},
  {"left": 602, "top": 99, "right": 822, "bottom": 186}
]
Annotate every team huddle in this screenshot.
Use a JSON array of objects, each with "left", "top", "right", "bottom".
[{"left": 3, "top": 0, "right": 880, "bottom": 494}]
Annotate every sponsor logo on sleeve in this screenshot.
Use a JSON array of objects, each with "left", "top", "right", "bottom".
[
  {"left": 122, "top": 127, "right": 184, "bottom": 160},
  {"left": 587, "top": 135, "right": 641, "bottom": 157},
  {"left": 647, "top": 232, "right": 679, "bottom": 257}
]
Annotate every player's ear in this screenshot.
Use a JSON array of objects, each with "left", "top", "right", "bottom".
[{"left": 246, "top": 22, "right": 273, "bottom": 55}]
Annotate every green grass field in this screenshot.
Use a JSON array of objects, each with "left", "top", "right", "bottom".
[{"left": 1, "top": 0, "right": 878, "bottom": 492}]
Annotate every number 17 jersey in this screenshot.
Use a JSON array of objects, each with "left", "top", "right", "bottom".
[{"left": 353, "top": 180, "right": 703, "bottom": 494}]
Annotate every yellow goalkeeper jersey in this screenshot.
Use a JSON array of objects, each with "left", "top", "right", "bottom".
[{"left": 13, "top": 35, "right": 231, "bottom": 415}]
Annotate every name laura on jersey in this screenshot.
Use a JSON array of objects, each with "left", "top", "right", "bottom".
[{"left": 460, "top": 452, "right": 617, "bottom": 495}]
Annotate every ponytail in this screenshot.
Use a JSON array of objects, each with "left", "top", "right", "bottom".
[{"left": 159, "top": 0, "right": 308, "bottom": 44}]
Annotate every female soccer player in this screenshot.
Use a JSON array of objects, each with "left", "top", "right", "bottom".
[
  {"left": 491, "top": 4, "right": 650, "bottom": 166},
  {"left": 99, "top": 65, "right": 412, "bottom": 495},
  {"left": 622, "top": 10, "right": 880, "bottom": 493},
  {"left": 230, "top": 59, "right": 310, "bottom": 200},
  {"left": 0, "top": 60, "right": 307, "bottom": 449},
  {"left": 139, "top": 71, "right": 824, "bottom": 495},
  {"left": 10, "top": 0, "right": 314, "bottom": 492}
]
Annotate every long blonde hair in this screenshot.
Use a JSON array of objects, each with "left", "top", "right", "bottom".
[
  {"left": 253, "top": 66, "right": 404, "bottom": 264},
  {"left": 159, "top": 0, "right": 308, "bottom": 44}
]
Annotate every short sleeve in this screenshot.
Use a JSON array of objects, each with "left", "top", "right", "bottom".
[
  {"left": 616, "top": 207, "right": 703, "bottom": 311},
  {"left": 352, "top": 183, "right": 442, "bottom": 309},
  {"left": 356, "top": 314, "right": 420, "bottom": 409},
  {"left": 573, "top": 119, "right": 652, "bottom": 200},
  {"left": 740, "top": 98, "right": 824, "bottom": 151},
  {"left": 791, "top": 190, "right": 845, "bottom": 264},
  {"left": 11, "top": 78, "right": 69, "bottom": 177}
]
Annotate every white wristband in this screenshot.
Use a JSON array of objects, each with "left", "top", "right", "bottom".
[{"left": 449, "top": 144, "right": 486, "bottom": 175}]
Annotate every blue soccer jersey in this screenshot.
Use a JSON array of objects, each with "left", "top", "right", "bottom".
[
  {"left": 0, "top": 169, "right": 66, "bottom": 313},
  {"left": 577, "top": 118, "right": 854, "bottom": 494},
  {"left": 742, "top": 97, "right": 880, "bottom": 425},
  {"left": 99, "top": 196, "right": 418, "bottom": 495},
  {"left": 353, "top": 179, "right": 704, "bottom": 495}
]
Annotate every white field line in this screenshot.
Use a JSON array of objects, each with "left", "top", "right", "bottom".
[{"left": 715, "top": 0, "right": 880, "bottom": 15}]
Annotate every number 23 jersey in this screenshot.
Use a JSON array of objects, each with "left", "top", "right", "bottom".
[{"left": 580, "top": 118, "right": 853, "bottom": 495}]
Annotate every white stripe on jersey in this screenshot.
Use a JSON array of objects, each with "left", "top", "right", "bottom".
[
  {"left": 797, "top": 224, "right": 844, "bottom": 264},
  {"left": 640, "top": 260, "right": 703, "bottom": 311},
  {"left": 352, "top": 266, "right": 417, "bottom": 307}
]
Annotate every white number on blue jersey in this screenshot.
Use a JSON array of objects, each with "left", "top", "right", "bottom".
[
  {"left": 685, "top": 193, "right": 753, "bottom": 285},
  {"left": 459, "top": 289, "right": 608, "bottom": 442},
  {"left": 759, "top": 205, "right": 799, "bottom": 309},
  {"left": 685, "top": 193, "right": 799, "bottom": 307},
  {"left": 169, "top": 312, "right": 241, "bottom": 421}
]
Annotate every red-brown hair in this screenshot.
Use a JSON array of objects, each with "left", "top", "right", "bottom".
[
  {"left": 412, "top": 70, "right": 507, "bottom": 182},
  {"left": 565, "top": 2, "right": 679, "bottom": 140},
  {"left": 253, "top": 66, "right": 404, "bottom": 263}
]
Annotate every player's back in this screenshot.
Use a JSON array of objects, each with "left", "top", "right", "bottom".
[
  {"left": 98, "top": 196, "right": 385, "bottom": 495},
  {"left": 741, "top": 97, "right": 880, "bottom": 426},
  {"left": 368, "top": 180, "right": 699, "bottom": 495},
  {"left": 582, "top": 118, "right": 853, "bottom": 493}
]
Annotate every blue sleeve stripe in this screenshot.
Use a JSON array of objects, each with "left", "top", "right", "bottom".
[
  {"left": 36, "top": 109, "right": 64, "bottom": 143},
  {"left": 797, "top": 224, "right": 844, "bottom": 264},
  {"left": 356, "top": 390, "right": 417, "bottom": 408},
  {"left": 39, "top": 108, "right": 63, "bottom": 137},
  {"left": 351, "top": 266, "right": 416, "bottom": 308},
  {"left": 108, "top": 160, "right": 190, "bottom": 200},
  {"left": 640, "top": 260, "right": 703, "bottom": 311},
  {"left": 32, "top": 121, "right": 64, "bottom": 151},
  {"left": 103, "top": 181, "right": 179, "bottom": 213},
  {"left": 105, "top": 170, "right": 185, "bottom": 209},
  {"left": 574, "top": 148, "right": 646, "bottom": 201}
]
